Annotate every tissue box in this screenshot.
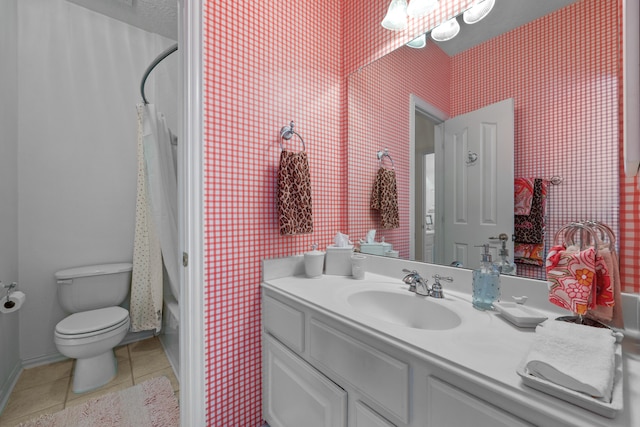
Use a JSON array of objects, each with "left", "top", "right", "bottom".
[
  {"left": 360, "top": 242, "right": 392, "bottom": 256},
  {"left": 325, "top": 244, "right": 354, "bottom": 276}
]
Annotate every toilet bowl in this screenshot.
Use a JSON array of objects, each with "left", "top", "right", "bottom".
[
  {"left": 53, "top": 263, "right": 133, "bottom": 394},
  {"left": 55, "top": 306, "right": 130, "bottom": 393}
]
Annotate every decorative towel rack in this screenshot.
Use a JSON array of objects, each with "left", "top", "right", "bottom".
[
  {"left": 377, "top": 148, "right": 395, "bottom": 169},
  {"left": 279, "top": 121, "right": 306, "bottom": 151},
  {"left": 548, "top": 176, "right": 563, "bottom": 185}
]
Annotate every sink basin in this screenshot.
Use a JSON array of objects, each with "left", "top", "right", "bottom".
[{"left": 346, "top": 290, "right": 462, "bottom": 330}]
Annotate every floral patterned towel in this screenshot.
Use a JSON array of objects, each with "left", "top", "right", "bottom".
[
  {"left": 514, "top": 178, "right": 547, "bottom": 244},
  {"left": 546, "top": 245, "right": 597, "bottom": 315},
  {"left": 514, "top": 178, "right": 535, "bottom": 215},
  {"left": 514, "top": 243, "right": 545, "bottom": 266}
]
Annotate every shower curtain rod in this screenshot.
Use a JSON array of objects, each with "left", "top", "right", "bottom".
[{"left": 140, "top": 43, "right": 178, "bottom": 105}]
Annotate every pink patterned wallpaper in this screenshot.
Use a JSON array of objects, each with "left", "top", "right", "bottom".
[
  {"left": 202, "top": 0, "right": 633, "bottom": 424},
  {"left": 348, "top": 43, "right": 450, "bottom": 258},
  {"left": 203, "top": 0, "right": 343, "bottom": 424},
  {"left": 452, "top": 0, "right": 619, "bottom": 280}
]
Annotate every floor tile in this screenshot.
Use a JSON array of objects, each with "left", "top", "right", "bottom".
[
  {"left": 12, "top": 360, "right": 73, "bottom": 392},
  {"left": 1, "top": 335, "right": 177, "bottom": 426},
  {"left": 1, "top": 377, "right": 68, "bottom": 422},
  {"left": 131, "top": 349, "right": 171, "bottom": 379},
  {"left": 0, "top": 403, "right": 64, "bottom": 427},
  {"left": 128, "top": 336, "right": 163, "bottom": 359},
  {"left": 114, "top": 345, "right": 130, "bottom": 362}
]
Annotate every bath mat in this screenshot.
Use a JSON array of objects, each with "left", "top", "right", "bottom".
[{"left": 17, "top": 376, "right": 179, "bottom": 427}]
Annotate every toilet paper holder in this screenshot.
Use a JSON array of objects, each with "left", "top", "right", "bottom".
[{"left": 2, "top": 281, "right": 18, "bottom": 309}]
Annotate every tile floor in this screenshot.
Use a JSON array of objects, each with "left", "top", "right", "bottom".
[{"left": 0, "top": 336, "right": 179, "bottom": 427}]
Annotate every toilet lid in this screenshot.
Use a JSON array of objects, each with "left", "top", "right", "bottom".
[{"left": 56, "top": 307, "right": 129, "bottom": 335}]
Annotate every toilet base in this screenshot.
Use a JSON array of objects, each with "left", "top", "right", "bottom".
[{"left": 72, "top": 350, "right": 117, "bottom": 394}]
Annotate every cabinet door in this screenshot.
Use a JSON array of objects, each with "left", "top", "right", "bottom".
[
  {"left": 264, "top": 335, "right": 347, "bottom": 427},
  {"left": 426, "top": 377, "right": 534, "bottom": 427},
  {"left": 354, "top": 401, "right": 396, "bottom": 427}
]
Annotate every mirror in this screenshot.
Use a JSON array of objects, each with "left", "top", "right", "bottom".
[{"left": 347, "top": 0, "right": 620, "bottom": 281}]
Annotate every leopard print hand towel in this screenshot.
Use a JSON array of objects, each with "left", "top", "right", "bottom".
[
  {"left": 277, "top": 150, "right": 314, "bottom": 235},
  {"left": 371, "top": 168, "right": 399, "bottom": 229}
]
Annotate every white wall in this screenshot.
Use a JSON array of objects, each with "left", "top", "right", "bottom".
[
  {"left": 0, "top": 0, "right": 22, "bottom": 409},
  {"left": 17, "top": 0, "right": 177, "bottom": 363}
]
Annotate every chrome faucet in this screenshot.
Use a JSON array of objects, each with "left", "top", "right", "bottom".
[
  {"left": 402, "top": 270, "right": 452, "bottom": 298},
  {"left": 402, "top": 269, "right": 430, "bottom": 296}
]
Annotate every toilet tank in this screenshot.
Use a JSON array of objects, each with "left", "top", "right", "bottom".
[{"left": 55, "top": 263, "right": 133, "bottom": 313}]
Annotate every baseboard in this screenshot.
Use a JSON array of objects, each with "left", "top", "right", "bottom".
[
  {"left": 21, "top": 352, "right": 68, "bottom": 369},
  {"left": 0, "top": 360, "right": 23, "bottom": 414},
  {"left": 120, "top": 329, "right": 155, "bottom": 346},
  {"left": 20, "top": 330, "right": 155, "bottom": 370}
]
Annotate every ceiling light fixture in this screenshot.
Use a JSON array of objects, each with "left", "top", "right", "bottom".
[
  {"left": 430, "top": 17, "right": 460, "bottom": 42},
  {"left": 463, "top": 0, "right": 496, "bottom": 25},
  {"left": 407, "top": 0, "right": 439, "bottom": 18},
  {"left": 406, "top": 34, "right": 427, "bottom": 48},
  {"left": 381, "top": 0, "right": 408, "bottom": 31}
]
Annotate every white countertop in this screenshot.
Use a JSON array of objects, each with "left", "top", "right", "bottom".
[{"left": 262, "top": 257, "right": 640, "bottom": 427}]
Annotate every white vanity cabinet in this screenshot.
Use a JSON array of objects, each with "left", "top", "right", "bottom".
[
  {"left": 426, "top": 377, "right": 533, "bottom": 427},
  {"left": 262, "top": 289, "right": 534, "bottom": 427}
]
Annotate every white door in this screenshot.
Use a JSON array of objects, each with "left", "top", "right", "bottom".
[{"left": 437, "top": 99, "right": 514, "bottom": 270}]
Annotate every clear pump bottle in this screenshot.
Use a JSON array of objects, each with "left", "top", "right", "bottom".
[
  {"left": 472, "top": 244, "right": 501, "bottom": 310},
  {"left": 494, "top": 240, "right": 517, "bottom": 276}
]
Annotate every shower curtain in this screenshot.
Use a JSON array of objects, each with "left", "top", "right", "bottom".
[{"left": 130, "top": 104, "right": 179, "bottom": 332}]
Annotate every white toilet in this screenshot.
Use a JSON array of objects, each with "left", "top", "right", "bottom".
[{"left": 54, "top": 263, "right": 132, "bottom": 393}]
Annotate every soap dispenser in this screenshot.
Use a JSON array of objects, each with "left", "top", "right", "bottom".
[
  {"left": 492, "top": 234, "right": 517, "bottom": 276},
  {"left": 472, "top": 244, "right": 501, "bottom": 310}
]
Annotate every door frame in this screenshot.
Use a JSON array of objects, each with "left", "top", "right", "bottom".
[
  {"left": 409, "top": 94, "right": 447, "bottom": 260},
  {"left": 179, "top": 1, "right": 206, "bottom": 425}
]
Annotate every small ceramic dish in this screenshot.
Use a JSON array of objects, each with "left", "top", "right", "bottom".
[{"left": 493, "top": 302, "right": 548, "bottom": 328}]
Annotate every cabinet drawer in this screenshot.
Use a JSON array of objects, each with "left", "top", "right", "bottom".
[
  {"left": 426, "top": 377, "right": 534, "bottom": 427},
  {"left": 309, "top": 318, "right": 409, "bottom": 423},
  {"left": 263, "top": 295, "right": 305, "bottom": 353},
  {"left": 264, "top": 335, "right": 347, "bottom": 427}
]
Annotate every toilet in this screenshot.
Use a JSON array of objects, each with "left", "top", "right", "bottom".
[{"left": 53, "top": 263, "right": 132, "bottom": 393}]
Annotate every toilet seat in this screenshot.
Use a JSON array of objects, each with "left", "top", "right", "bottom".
[{"left": 55, "top": 307, "right": 129, "bottom": 339}]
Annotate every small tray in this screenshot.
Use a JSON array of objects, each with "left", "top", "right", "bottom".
[
  {"left": 493, "top": 302, "right": 547, "bottom": 328},
  {"left": 516, "top": 344, "right": 623, "bottom": 418}
]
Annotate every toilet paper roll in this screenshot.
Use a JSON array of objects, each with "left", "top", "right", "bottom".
[{"left": 0, "top": 291, "right": 26, "bottom": 314}]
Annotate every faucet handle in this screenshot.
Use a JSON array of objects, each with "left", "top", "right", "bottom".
[
  {"left": 430, "top": 275, "right": 451, "bottom": 299},
  {"left": 432, "top": 274, "right": 453, "bottom": 284}
]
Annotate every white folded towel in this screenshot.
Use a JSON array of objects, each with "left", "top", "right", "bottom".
[{"left": 524, "top": 320, "right": 616, "bottom": 401}]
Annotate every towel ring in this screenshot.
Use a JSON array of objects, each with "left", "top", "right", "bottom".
[
  {"left": 280, "top": 121, "right": 306, "bottom": 152},
  {"left": 554, "top": 222, "right": 599, "bottom": 253},
  {"left": 377, "top": 148, "right": 395, "bottom": 170}
]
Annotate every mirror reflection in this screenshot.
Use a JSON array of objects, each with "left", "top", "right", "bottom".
[{"left": 347, "top": 0, "right": 619, "bottom": 280}]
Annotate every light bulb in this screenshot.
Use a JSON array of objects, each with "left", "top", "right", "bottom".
[
  {"left": 407, "top": 34, "right": 427, "bottom": 49},
  {"left": 431, "top": 17, "right": 460, "bottom": 42},
  {"left": 463, "top": 0, "right": 496, "bottom": 25},
  {"left": 407, "top": 0, "right": 438, "bottom": 18},
  {"left": 381, "top": 0, "right": 408, "bottom": 31}
]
